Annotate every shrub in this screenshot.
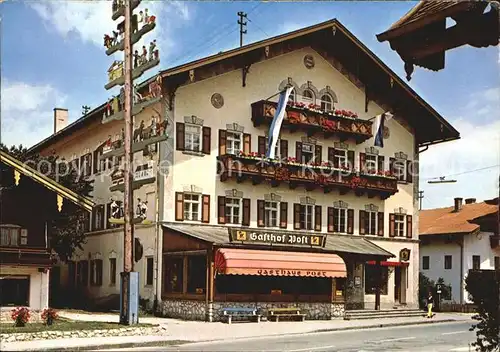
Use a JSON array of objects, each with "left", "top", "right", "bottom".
[
  {"left": 11, "top": 307, "right": 30, "bottom": 327},
  {"left": 41, "top": 308, "right": 58, "bottom": 326}
]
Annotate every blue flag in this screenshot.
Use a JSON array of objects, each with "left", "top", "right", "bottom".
[{"left": 266, "top": 86, "right": 294, "bottom": 159}]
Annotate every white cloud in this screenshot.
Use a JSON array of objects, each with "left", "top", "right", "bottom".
[
  {"left": 1, "top": 80, "right": 67, "bottom": 148},
  {"left": 30, "top": 0, "right": 190, "bottom": 60}
]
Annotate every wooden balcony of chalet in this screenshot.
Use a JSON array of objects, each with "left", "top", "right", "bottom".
[
  {"left": 0, "top": 247, "right": 53, "bottom": 267},
  {"left": 251, "top": 100, "right": 373, "bottom": 144},
  {"left": 217, "top": 154, "right": 398, "bottom": 200}
]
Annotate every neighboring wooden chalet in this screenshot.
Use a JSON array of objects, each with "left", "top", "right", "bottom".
[
  {"left": 0, "top": 150, "right": 94, "bottom": 311},
  {"left": 377, "top": 1, "right": 499, "bottom": 80}
]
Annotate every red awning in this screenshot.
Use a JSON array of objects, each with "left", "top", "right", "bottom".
[
  {"left": 215, "top": 248, "right": 347, "bottom": 278},
  {"left": 366, "top": 261, "right": 409, "bottom": 267}
]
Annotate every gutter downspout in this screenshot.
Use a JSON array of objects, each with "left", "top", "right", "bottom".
[{"left": 455, "top": 235, "right": 464, "bottom": 305}]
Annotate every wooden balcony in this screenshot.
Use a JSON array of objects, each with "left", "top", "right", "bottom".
[
  {"left": 217, "top": 155, "right": 398, "bottom": 200},
  {"left": 0, "top": 246, "right": 53, "bottom": 267},
  {"left": 251, "top": 100, "right": 373, "bottom": 144}
]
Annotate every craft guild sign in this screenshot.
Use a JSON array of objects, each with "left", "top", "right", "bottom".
[
  {"left": 229, "top": 229, "right": 326, "bottom": 248},
  {"left": 399, "top": 248, "right": 411, "bottom": 262}
]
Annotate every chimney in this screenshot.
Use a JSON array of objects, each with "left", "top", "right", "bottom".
[
  {"left": 465, "top": 198, "right": 476, "bottom": 204},
  {"left": 454, "top": 197, "right": 463, "bottom": 212},
  {"left": 53, "top": 108, "right": 68, "bottom": 134}
]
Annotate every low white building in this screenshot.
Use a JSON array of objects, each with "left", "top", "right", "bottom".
[{"left": 419, "top": 197, "right": 500, "bottom": 304}]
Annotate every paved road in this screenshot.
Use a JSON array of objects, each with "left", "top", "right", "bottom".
[{"left": 101, "top": 321, "right": 478, "bottom": 351}]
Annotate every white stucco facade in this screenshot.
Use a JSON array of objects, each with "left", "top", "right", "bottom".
[{"left": 0, "top": 266, "right": 49, "bottom": 310}]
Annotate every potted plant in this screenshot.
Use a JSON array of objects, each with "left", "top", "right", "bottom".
[
  {"left": 11, "top": 307, "right": 30, "bottom": 327},
  {"left": 41, "top": 308, "right": 58, "bottom": 326}
]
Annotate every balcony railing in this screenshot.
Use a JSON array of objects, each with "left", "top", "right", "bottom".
[
  {"left": 217, "top": 154, "right": 398, "bottom": 199},
  {"left": 0, "top": 246, "right": 53, "bottom": 267},
  {"left": 251, "top": 100, "right": 373, "bottom": 144}
]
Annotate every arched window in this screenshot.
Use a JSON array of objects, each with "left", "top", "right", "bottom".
[
  {"left": 320, "top": 94, "right": 334, "bottom": 112},
  {"left": 302, "top": 89, "right": 314, "bottom": 103}
]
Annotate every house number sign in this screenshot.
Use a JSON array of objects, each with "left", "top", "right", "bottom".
[{"left": 228, "top": 229, "right": 326, "bottom": 248}]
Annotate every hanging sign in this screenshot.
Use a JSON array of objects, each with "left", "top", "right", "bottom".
[{"left": 228, "top": 229, "right": 326, "bottom": 248}]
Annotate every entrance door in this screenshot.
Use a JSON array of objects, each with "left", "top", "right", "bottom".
[{"left": 394, "top": 267, "right": 401, "bottom": 303}]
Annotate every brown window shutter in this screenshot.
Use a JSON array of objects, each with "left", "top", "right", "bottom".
[
  {"left": 218, "top": 130, "right": 227, "bottom": 156},
  {"left": 175, "top": 192, "right": 184, "bottom": 221},
  {"left": 91, "top": 207, "right": 97, "bottom": 231},
  {"left": 279, "top": 202, "right": 288, "bottom": 228},
  {"left": 257, "top": 200, "right": 265, "bottom": 227},
  {"left": 359, "top": 152, "right": 366, "bottom": 172},
  {"left": 92, "top": 149, "right": 99, "bottom": 174},
  {"left": 258, "top": 136, "right": 266, "bottom": 156},
  {"left": 378, "top": 155, "right": 385, "bottom": 172},
  {"left": 293, "top": 203, "right": 301, "bottom": 230},
  {"left": 242, "top": 198, "right": 251, "bottom": 226},
  {"left": 202, "top": 127, "right": 211, "bottom": 154},
  {"left": 295, "top": 142, "right": 302, "bottom": 162},
  {"left": 243, "top": 133, "right": 251, "bottom": 154},
  {"left": 359, "top": 210, "right": 366, "bottom": 235},
  {"left": 314, "top": 145, "right": 322, "bottom": 164},
  {"left": 406, "top": 160, "right": 413, "bottom": 183},
  {"left": 327, "top": 207, "right": 334, "bottom": 232},
  {"left": 347, "top": 209, "right": 354, "bottom": 234},
  {"left": 106, "top": 203, "right": 112, "bottom": 229},
  {"left": 389, "top": 157, "right": 396, "bottom": 174},
  {"left": 347, "top": 150, "right": 355, "bottom": 170},
  {"left": 280, "top": 139, "right": 288, "bottom": 159},
  {"left": 217, "top": 196, "right": 226, "bottom": 224},
  {"left": 176, "top": 123, "right": 185, "bottom": 151},
  {"left": 377, "top": 212, "right": 385, "bottom": 236},
  {"left": 202, "top": 194, "right": 210, "bottom": 223},
  {"left": 314, "top": 205, "right": 322, "bottom": 231},
  {"left": 389, "top": 213, "right": 395, "bottom": 237},
  {"left": 328, "top": 147, "right": 336, "bottom": 167},
  {"left": 406, "top": 215, "right": 413, "bottom": 239}
]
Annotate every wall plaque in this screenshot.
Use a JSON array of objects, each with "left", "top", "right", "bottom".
[
  {"left": 228, "top": 229, "right": 326, "bottom": 248},
  {"left": 399, "top": 248, "right": 411, "bottom": 262}
]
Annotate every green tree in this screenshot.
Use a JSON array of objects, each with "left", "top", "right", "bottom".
[
  {"left": 419, "top": 272, "right": 435, "bottom": 309},
  {"left": 1, "top": 144, "right": 93, "bottom": 262},
  {"left": 465, "top": 270, "right": 500, "bottom": 352}
]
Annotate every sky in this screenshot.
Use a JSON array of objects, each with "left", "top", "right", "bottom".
[{"left": 1, "top": 1, "right": 499, "bottom": 209}]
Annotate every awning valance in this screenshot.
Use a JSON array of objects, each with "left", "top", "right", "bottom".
[
  {"left": 366, "top": 260, "right": 409, "bottom": 267},
  {"left": 215, "top": 248, "right": 347, "bottom": 278}
]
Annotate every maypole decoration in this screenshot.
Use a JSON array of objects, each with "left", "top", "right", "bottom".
[{"left": 103, "top": 0, "right": 162, "bottom": 326}]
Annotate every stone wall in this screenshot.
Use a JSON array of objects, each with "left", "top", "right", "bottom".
[
  {"left": 0, "top": 310, "right": 43, "bottom": 324},
  {"left": 159, "top": 299, "right": 206, "bottom": 321}
]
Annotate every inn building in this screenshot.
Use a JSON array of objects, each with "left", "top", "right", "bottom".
[{"left": 29, "top": 19, "right": 459, "bottom": 320}]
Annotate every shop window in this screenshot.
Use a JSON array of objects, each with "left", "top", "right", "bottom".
[
  {"left": 164, "top": 256, "right": 183, "bottom": 293},
  {"left": 183, "top": 193, "right": 200, "bottom": 221},
  {"left": 333, "top": 207, "right": 347, "bottom": 233},
  {"left": 265, "top": 201, "right": 278, "bottom": 227},
  {"left": 90, "top": 259, "right": 103, "bottom": 286},
  {"left": 185, "top": 124, "right": 201, "bottom": 152},
  {"left": 0, "top": 276, "right": 30, "bottom": 306},
  {"left": 109, "top": 258, "right": 116, "bottom": 285},
  {"left": 226, "top": 132, "right": 242, "bottom": 155},
  {"left": 444, "top": 255, "right": 452, "bottom": 270},
  {"left": 187, "top": 256, "right": 207, "bottom": 294},
  {"left": 333, "top": 277, "right": 346, "bottom": 301},
  {"left": 364, "top": 265, "right": 388, "bottom": 295},
  {"left": 299, "top": 204, "right": 313, "bottom": 230},
  {"left": 320, "top": 94, "right": 334, "bottom": 112},
  {"left": 225, "top": 197, "right": 241, "bottom": 224},
  {"left": 422, "top": 256, "right": 430, "bottom": 270},
  {"left": 301, "top": 143, "right": 315, "bottom": 164},
  {"left": 146, "top": 257, "right": 154, "bottom": 286},
  {"left": 472, "top": 255, "right": 480, "bottom": 270}
]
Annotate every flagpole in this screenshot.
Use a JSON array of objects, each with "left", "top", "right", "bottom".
[{"left": 263, "top": 85, "right": 293, "bottom": 102}]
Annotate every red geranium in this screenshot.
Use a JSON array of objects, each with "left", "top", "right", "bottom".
[{"left": 11, "top": 307, "right": 30, "bottom": 326}]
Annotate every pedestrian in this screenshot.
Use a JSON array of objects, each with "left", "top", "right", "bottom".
[{"left": 427, "top": 291, "right": 434, "bottom": 318}]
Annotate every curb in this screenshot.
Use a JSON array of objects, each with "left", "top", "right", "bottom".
[{"left": 30, "top": 318, "right": 468, "bottom": 351}]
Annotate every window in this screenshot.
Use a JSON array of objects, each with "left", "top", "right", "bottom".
[
  {"left": 264, "top": 201, "right": 278, "bottom": 227},
  {"left": 225, "top": 197, "right": 241, "bottom": 224},
  {"left": 444, "top": 255, "right": 452, "bottom": 270},
  {"left": 335, "top": 149, "right": 348, "bottom": 168},
  {"left": 93, "top": 205, "right": 105, "bottom": 231},
  {"left": 472, "top": 255, "right": 480, "bottom": 270},
  {"left": 495, "top": 256, "right": 500, "bottom": 271},
  {"left": 395, "top": 214, "right": 405, "bottom": 237},
  {"left": 90, "top": 259, "right": 103, "bottom": 286},
  {"left": 301, "top": 89, "right": 314, "bottom": 102},
  {"left": 365, "top": 265, "right": 389, "bottom": 295},
  {"left": 394, "top": 159, "right": 407, "bottom": 182},
  {"left": 288, "top": 90, "right": 296, "bottom": 103},
  {"left": 299, "top": 205, "right": 313, "bottom": 230},
  {"left": 109, "top": 258, "right": 116, "bottom": 285},
  {"left": 366, "top": 154, "right": 378, "bottom": 173},
  {"left": 185, "top": 124, "right": 201, "bottom": 152},
  {"left": 164, "top": 256, "right": 183, "bottom": 293},
  {"left": 265, "top": 136, "right": 280, "bottom": 159},
  {"left": 0, "top": 276, "right": 30, "bottom": 306},
  {"left": 0, "top": 227, "right": 19, "bottom": 246},
  {"left": 301, "top": 143, "right": 315, "bottom": 164},
  {"left": 187, "top": 256, "right": 207, "bottom": 294},
  {"left": 422, "top": 256, "right": 430, "bottom": 270},
  {"left": 320, "top": 94, "right": 333, "bottom": 112},
  {"left": 184, "top": 193, "right": 200, "bottom": 221},
  {"left": 145, "top": 257, "right": 154, "bottom": 286},
  {"left": 226, "top": 132, "right": 242, "bottom": 155},
  {"left": 366, "top": 211, "right": 378, "bottom": 235},
  {"left": 333, "top": 208, "right": 347, "bottom": 233}
]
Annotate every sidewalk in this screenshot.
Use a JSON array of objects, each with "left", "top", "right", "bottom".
[{"left": 1, "top": 311, "right": 474, "bottom": 351}]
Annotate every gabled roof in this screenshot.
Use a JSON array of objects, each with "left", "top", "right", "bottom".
[
  {"left": 0, "top": 150, "right": 95, "bottom": 212},
  {"left": 419, "top": 199, "right": 498, "bottom": 236}
]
